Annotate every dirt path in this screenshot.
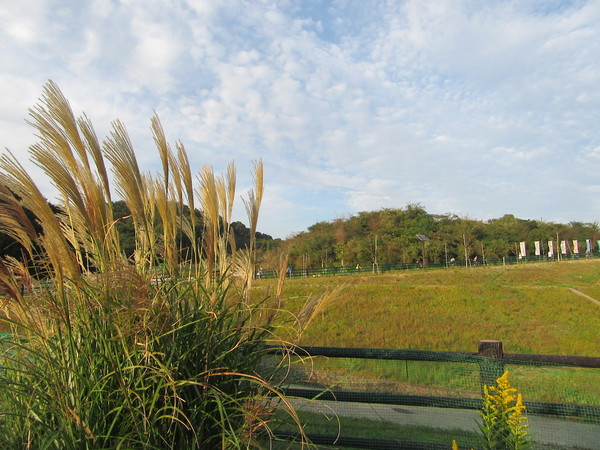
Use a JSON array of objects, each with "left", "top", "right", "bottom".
[{"left": 568, "top": 287, "right": 600, "bottom": 306}]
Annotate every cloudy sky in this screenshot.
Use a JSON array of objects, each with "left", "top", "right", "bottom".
[{"left": 1, "top": 1, "right": 599, "bottom": 238}]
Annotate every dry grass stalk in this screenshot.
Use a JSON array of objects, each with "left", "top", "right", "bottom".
[
  {"left": 244, "top": 159, "right": 263, "bottom": 255},
  {"left": 195, "top": 161, "right": 240, "bottom": 287},
  {"left": 218, "top": 162, "right": 237, "bottom": 280},
  {"left": 231, "top": 249, "right": 254, "bottom": 303},
  {"left": 28, "top": 81, "right": 121, "bottom": 273},
  {"left": 175, "top": 143, "right": 196, "bottom": 234},
  {"left": 149, "top": 177, "right": 178, "bottom": 271},
  {"left": 104, "top": 121, "right": 159, "bottom": 273},
  {"left": 262, "top": 253, "right": 290, "bottom": 324},
  {"left": 297, "top": 285, "right": 345, "bottom": 330},
  {"left": 197, "top": 165, "right": 220, "bottom": 283},
  {"left": 237, "top": 159, "right": 264, "bottom": 300},
  {"left": 150, "top": 115, "right": 179, "bottom": 272},
  {"left": 0, "top": 152, "right": 79, "bottom": 285}
]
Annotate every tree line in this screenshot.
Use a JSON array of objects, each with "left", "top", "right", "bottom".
[
  {"left": 3, "top": 198, "right": 596, "bottom": 273},
  {"left": 0, "top": 199, "right": 278, "bottom": 264},
  {"left": 267, "top": 204, "right": 600, "bottom": 270}
]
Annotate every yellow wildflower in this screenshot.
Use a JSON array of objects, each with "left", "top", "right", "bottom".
[{"left": 478, "top": 370, "right": 531, "bottom": 449}]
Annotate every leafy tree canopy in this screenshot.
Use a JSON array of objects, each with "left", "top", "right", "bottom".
[{"left": 269, "top": 204, "right": 600, "bottom": 269}]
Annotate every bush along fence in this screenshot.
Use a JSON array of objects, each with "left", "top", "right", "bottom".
[
  {"left": 268, "top": 340, "right": 600, "bottom": 449},
  {"left": 257, "top": 253, "right": 600, "bottom": 279}
]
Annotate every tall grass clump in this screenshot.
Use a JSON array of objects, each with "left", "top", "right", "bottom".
[{"left": 0, "top": 81, "right": 307, "bottom": 448}]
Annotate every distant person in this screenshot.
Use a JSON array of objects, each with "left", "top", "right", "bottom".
[{"left": 287, "top": 266, "right": 292, "bottom": 278}]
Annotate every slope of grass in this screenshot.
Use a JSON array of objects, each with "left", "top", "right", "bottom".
[{"left": 266, "top": 259, "right": 600, "bottom": 356}]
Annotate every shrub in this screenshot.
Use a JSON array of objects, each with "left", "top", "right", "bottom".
[{"left": 0, "top": 81, "right": 306, "bottom": 448}]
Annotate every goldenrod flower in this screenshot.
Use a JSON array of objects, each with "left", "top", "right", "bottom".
[{"left": 478, "top": 370, "right": 531, "bottom": 449}]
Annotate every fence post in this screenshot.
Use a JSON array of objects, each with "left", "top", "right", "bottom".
[{"left": 478, "top": 340, "right": 504, "bottom": 393}]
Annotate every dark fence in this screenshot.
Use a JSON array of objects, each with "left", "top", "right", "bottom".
[
  {"left": 258, "top": 252, "right": 600, "bottom": 279},
  {"left": 269, "top": 341, "right": 600, "bottom": 449}
]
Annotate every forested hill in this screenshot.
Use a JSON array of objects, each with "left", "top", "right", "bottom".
[
  {"left": 0, "top": 200, "right": 281, "bottom": 261},
  {"left": 2, "top": 200, "right": 597, "bottom": 270},
  {"left": 110, "top": 201, "right": 279, "bottom": 257},
  {"left": 274, "top": 204, "right": 599, "bottom": 270}
]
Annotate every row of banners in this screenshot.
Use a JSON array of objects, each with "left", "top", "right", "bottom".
[{"left": 519, "top": 239, "right": 597, "bottom": 258}]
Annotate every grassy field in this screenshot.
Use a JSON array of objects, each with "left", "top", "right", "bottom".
[
  {"left": 265, "top": 258, "right": 600, "bottom": 355},
  {"left": 257, "top": 258, "right": 600, "bottom": 406}
]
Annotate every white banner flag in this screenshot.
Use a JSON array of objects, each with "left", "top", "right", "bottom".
[
  {"left": 534, "top": 241, "right": 541, "bottom": 256},
  {"left": 573, "top": 240, "right": 579, "bottom": 254},
  {"left": 586, "top": 239, "right": 592, "bottom": 253},
  {"left": 548, "top": 240, "right": 554, "bottom": 257},
  {"left": 519, "top": 241, "right": 526, "bottom": 258},
  {"left": 560, "top": 240, "right": 567, "bottom": 254}
]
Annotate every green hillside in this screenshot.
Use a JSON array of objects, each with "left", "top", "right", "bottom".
[
  {"left": 264, "top": 258, "right": 600, "bottom": 357},
  {"left": 266, "top": 204, "right": 600, "bottom": 271}
]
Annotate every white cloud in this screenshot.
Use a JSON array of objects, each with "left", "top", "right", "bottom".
[
  {"left": 0, "top": 1, "right": 49, "bottom": 45},
  {"left": 1, "top": 0, "right": 600, "bottom": 237}
]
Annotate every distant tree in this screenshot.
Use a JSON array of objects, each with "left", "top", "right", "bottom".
[
  {"left": 263, "top": 205, "right": 600, "bottom": 269},
  {"left": 112, "top": 200, "right": 136, "bottom": 257},
  {"left": 0, "top": 189, "right": 58, "bottom": 266}
]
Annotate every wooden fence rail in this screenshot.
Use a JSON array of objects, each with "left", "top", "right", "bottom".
[
  {"left": 271, "top": 340, "right": 600, "bottom": 417},
  {"left": 270, "top": 340, "right": 600, "bottom": 368}
]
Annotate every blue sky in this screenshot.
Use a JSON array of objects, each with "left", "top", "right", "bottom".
[{"left": 1, "top": 1, "right": 599, "bottom": 238}]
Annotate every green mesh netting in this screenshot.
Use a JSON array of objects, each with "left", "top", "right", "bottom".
[{"left": 273, "top": 347, "right": 600, "bottom": 449}]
